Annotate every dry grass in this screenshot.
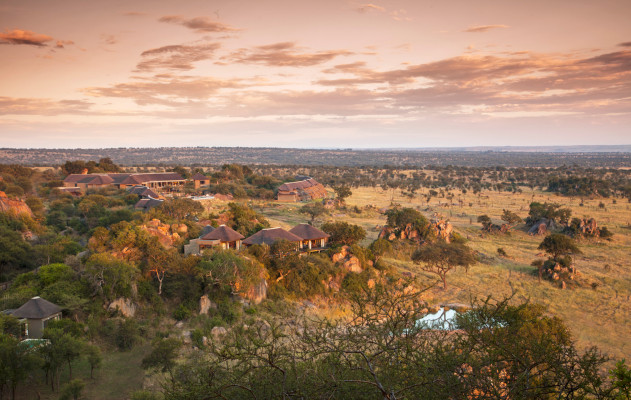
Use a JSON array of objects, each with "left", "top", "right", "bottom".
[{"left": 256, "top": 187, "right": 631, "bottom": 363}]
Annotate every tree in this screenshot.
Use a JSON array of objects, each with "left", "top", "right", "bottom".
[
  {"left": 501, "top": 209, "right": 522, "bottom": 229},
  {"left": 142, "top": 337, "right": 182, "bottom": 380},
  {"left": 477, "top": 214, "right": 492, "bottom": 231},
  {"left": 159, "top": 286, "right": 613, "bottom": 400},
  {"left": 538, "top": 233, "right": 582, "bottom": 261},
  {"left": 85, "top": 345, "right": 102, "bottom": 379},
  {"left": 369, "top": 239, "right": 392, "bottom": 262},
  {"left": 158, "top": 198, "right": 203, "bottom": 221},
  {"left": 333, "top": 185, "right": 352, "bottom": 204},
  {"left": 0, "top": 334, "right": 42, "bottom": 400},
  {"left": 412, "top": 242, "right": 476, "bottom": 289},
  {"left": 321, "top": 221, "right": 366, "bottom": 246},
  {"left": 59, "top": 379, "right": 85, "bottom": 400},
  {"left": 300, "top": 202, "right": 327, "bottom": 224}
]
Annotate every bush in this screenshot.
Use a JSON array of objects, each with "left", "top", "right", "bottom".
[
  {"left": 116, "top": 318, "right": 139, "bottom": 351},
  {"left": 173, "top": 304, "right": 191, "bottom": 321}
]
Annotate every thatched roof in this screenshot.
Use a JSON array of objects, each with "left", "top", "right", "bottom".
[
  {"left": 191, "top": 173, "right": 209, "bottom": 180},
  {"left": 12, "top": 297, "right": 61, "bottom": 319},
  {"left": 243, "top": 227, "right": 302, "bottom": 246},
  {"left": 201, "top": 225, "right": 244, "bottom": 242},
  {"left": 289, "top": 224, "right": 330, "bottom": 240},
  {"left": 200, "top": 225, "right": 215, "bottom": 237}
]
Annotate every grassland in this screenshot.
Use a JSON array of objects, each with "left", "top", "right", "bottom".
[{"left": 253, "top": 187, "right": 631, "bottom": 364}]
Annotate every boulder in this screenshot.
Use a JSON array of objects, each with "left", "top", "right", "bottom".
[
  {"left": 211, "top": 326, "right": 227, "bottom": 340},
  {"left": 243, "top": 278, "right": 267, "bottom": 304},
  {"left": 108, "top": 298, "right": 137, "bottom": 317},
  {"left": 0, "top": 191, "right": 33, "bottom": 216},
  {"left": 199, "top": 295, "right": 217, "bottom": 315}
]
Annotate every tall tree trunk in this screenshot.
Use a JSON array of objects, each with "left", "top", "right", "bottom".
[{"left": 68, "top": 360, "right": 72, "bottom": 379}]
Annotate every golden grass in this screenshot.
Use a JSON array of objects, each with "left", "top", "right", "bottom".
[{"left": 256, "top": 187, "right": 631, "bottom": 363}]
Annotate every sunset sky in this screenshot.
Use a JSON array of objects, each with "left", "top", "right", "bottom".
[{"left": 1, "top": 0, "right": 630, "bottom": 148}]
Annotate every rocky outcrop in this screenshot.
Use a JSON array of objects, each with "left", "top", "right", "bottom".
[
  {"left": 378, "top": 219, "right": 454, "bottom": 243},
  {"left": 332, "top": 245, "right": 363, "bottom": 273},
  {"left": 431, "top": 219, "right": 453, "bottom": 243},
  {"left": 108, "top": 298, "right": 137, "bottom": 317},
  {"left": 199, "top": 294, "right": 217, "bottom": 315},
  {"left": 243, "top": 278, "right": 268, "bottom": 304},
  {"left": 141, "top": 219, "right": 188, "bottom": 247},
  {"left": 0, "top": 191, "right": 32, "bottom": 216}
]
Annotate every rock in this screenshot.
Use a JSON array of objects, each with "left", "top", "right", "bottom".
[
  {"left": 0, "top": 191, "right": 33, "bottom": 216},
  {"left": 182, "top": 330, "right": 192, "bottom": 344},
  {"left": 108, "top": 298, "right": 136, "bottom": 317},
  {"left": 332, "top": 246, "right": 350, "bottom": 263},
  {"left": 202, "top": 336, "right": 209, "bottom": 346},
  {"left": 367, "top": 279, "right": 375, "bottom": 289},
  {"left": 343, "top": 256, "right": 362, "bottom": 273},
  {"left": 561, "top": 281, "right": 567, "bottom": 289},
  {"left": 211, "top": 326, "right": 227, "bottom": 339},
  {"left": 199, "top": 295, "right": 217, "bottom": 315},
  {"left": 243, "top": 278, "right": 267, "bottom": 305},
  {"left": 175, "top": 321, "right": 184, "bottom": 328}
]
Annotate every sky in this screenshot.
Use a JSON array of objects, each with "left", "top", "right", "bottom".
[{"left": 1, "top": 0, "right": 630, "bottom": 149}]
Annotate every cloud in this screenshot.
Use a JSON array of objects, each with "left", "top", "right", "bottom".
[
  {"left": 0, "top": 97, "right": 93, "bottom": 115},
  {"left": 0, "top": 29, "right": 53, "bottom": 46},
  {"left": 85, "top": 76, "right": 243, "bottom": 106},
  {"left": 617, "top": 41, "right": 631, "bottom": 47},
  {"left": 356, "top": 3, "right": 386, "bottom": 13},
  {"left": 226, "top": 42, "right": 353, "bottom": 67},
  {"left": 464, "top": 24, "right": 510, "bottom": 33},
  {"left": 55, "top": 40, "right": 74, "bottom": 49},
  {"left": 355, "top": 3, "right": 411, "bottom": 21},
  {"left": 101, "top": 34, "right": 118, "bottom": 45},
  {"left": 122, "top": 11, "right": 146, "bottom": 17},
  {"left": 158, "top": 15, "right": 237, "bottom": 33},
  {"left": 136, "top": 43, "right": 221, "bottom": 72}
]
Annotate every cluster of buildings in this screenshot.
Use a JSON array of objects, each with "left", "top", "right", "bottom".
[
  {"left": 59, "top": 172, "right": 327, "bottom": 203},
  {"left": 185, "top": 223, "right": 330, "bottom": 255}
]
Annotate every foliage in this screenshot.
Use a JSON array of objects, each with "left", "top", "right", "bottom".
[
  {"left": 142, "top": 337, "right": 182, "bottom": 379},
  {"left": 58, "top": 378, "right": 85, "bottom": 400},
  {"left": 158, "top": 198, "right": 204, "bottom": 221},
  {"left": 199, "top": 250, "right": 265, "bottom": 295},
  {"left": 526, "top": 202, "right": 572, "bottom": 226},
  {"left": 299, "top": 202, "right": 328, "bottom": 223},
  {"left": 385, "top": 207, "right": 430, "bottom": 234},
  {"left": 85, "top": 253, "right": 139, "bottom": 301},
  {"left": 0, "top": 333, "right": 42, "bottom": 399},
  {"left": 226, "top": 202, "right": 270, "bottom": 236},
  {"left": 369, "top": 238, "right": 392, "bottom": 262},
  {"left": 321, "top": 221, "right": 366, "bottom": 246},
  {"left": 412, "top": 241, "right": 476, "bottom": 289},
  {"left": 159, "top": 286, "right": 615, "bottom": 400},
  {"left": 115, "top": 318, "right": 139, "bottom": 351},
  {"left": 538, "top": 233, "right": 582, "bottom": 261}
]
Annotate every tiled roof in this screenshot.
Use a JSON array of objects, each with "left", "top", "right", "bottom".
[
  {"left": 288, "top": 224, "right": 330, "bottom": 240},
  {"left": 243, "top": 227, "right": 302, "bottom": 246},
  {"left": 191, "top": 173, "right": 209, "bottom": 180},
  {"left": 278, "top": 178, "right": 320, "bottom": 192}
]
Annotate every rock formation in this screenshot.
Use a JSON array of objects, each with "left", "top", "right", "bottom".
[
  {"left": 332, "top": 245, "right": 363, "bottom": 273},
  {"left": 141, "top": 218, "right": 187, "bottom": 247},
  {"left": 108, "top": 298, "right": 137, "bottom": 317},
  {"left": 0, "top": 191, "right": 33, "bottom": 216}
]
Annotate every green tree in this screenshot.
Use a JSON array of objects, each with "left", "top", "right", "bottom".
[
  {"left": 158, "top": 198, "right": 203, "bottom": 221},
  {"left": 538, "top": 233, "right": 582, "bottom": 261},
  {"left": 412, "top": 242, "right": 476, "bottom": 289},
  {"left": 142, "top": 338, "right": 182, "bottom": 380},
  {"left": 610, "top": 359, "right": 631, "bottom": 400},
  {"left": 369, "top": 239, "right": 391, "bottom": 262},
  {"left": 300, "top": 202, "right": 327, "bottom": 224},
  {"left": 321, "top": 221, "right": 366, "bottom": 246},
  {"left": 333, "top": 185, "right": 352, "bottom": 204},
  {"left": 85, "top": 345, "right": 102, "bottom": 379},
  {"left": 501, "top": 209, "right": 522, "bottom": 229},
  {"left": 58, "top": 379, "right": 85, "bottom": 400},
  {"left": 0, "top": 334, "right": 42, "bottom": 400}
]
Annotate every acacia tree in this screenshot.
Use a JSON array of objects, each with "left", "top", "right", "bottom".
[
  {"left": 321, "top": 221, "right": 366, "bottom": 246},
  {"left": 300, "top": 202, "right": 327, "bottom": 224},
  {"left": 333, "top": 185, "right": 352, "bottom": 204},
  {"left": 501, "top": 209, "right": 522, "bottom": 230},
  {"left": 538, "top": 233, "right": 582, "bottom": 262},
  {"left": 412, "top": 242, "right": 476, "bottom": 290},
  {"left": 160, "top": 285, "right": 616, "bottom": 400}
]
